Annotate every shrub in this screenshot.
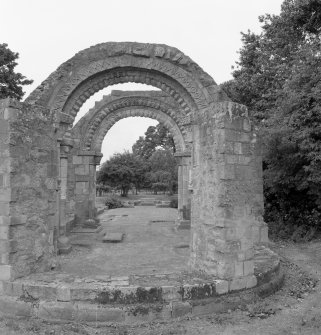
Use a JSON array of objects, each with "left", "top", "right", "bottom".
[
  {"left": 104, "top": 194, "right": 124, "bottom": 209},
  {"left": 265, "top": 204, "right": 321, "bottom": 242}
]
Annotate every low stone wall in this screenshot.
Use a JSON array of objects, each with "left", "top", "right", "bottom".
[{"left": 0, "top": 245, "right": 283, "bottom": 323}]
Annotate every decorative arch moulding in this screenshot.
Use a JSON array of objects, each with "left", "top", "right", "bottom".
[{"left": 26, "top": 42, "right": 231, "bottom": 130}]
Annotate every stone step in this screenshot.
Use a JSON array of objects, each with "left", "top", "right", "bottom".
[
  {"left": 70, "top": 226, "right": 102, "bottom": 234},
  {"left": 102, "top": 232, "right": 125, "bottom": 243}
]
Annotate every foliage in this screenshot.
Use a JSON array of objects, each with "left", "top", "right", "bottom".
[
  {"left": 146, "top": 149, "right": 178, "bottom": 194},
  {"left": 97, "top": 148, "right": 178, "bottom": 196},
  {"left": 0, "top": 43, "right": 33, "bottom": 100},
  {"left": 96, "top": 183, "right": 112, "bottom": 197},
  {"left": 169, "top": 198, "right": 178, "bottom": 208},
  {"left": 97, "top": 151, "right": 148, "bottom": 197},
  {"left": 132, "top": 123, "right": 175, "bottom": 159},
  {"left": 222, "top": 0, "right": 321, "bottom": 239},
  {"left": 104, "top": 194, "right": 124, "bottom": 209}
]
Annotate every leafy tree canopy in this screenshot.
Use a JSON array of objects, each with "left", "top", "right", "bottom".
[
  {"left": 97, "top": 151, "right": 148, "bottom": 197},
  {"left": 146, "top": 149, "right": 178, "bottom": 194},
  {"left": 0, "top": 43, "right": 33, "bottom": 100},
  {"left": 132, "top": 123, "right": 175, "bottom": 159}
]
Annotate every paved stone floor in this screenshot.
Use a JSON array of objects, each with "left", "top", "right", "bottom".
[{"left": 61, "top": 207, "right": 190, "bottom": 277}]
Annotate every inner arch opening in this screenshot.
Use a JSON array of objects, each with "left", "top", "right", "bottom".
[{"left": 100, "top": 117, "right": 158, "bottom": 162}]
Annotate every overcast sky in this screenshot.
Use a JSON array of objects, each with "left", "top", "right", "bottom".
[{"left": 2, "top": 0, "right": 283, "bottom": 161}]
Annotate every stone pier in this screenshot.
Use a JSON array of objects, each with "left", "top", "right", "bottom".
[{"left": 190, "top": 102, "right": 267, "bottom": 288}]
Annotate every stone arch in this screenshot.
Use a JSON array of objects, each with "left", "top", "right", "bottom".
[
  {"left": 71, "top": 91, "right": 190, "bottom": 154},
  {"left": 26, "top": 42, "right": 230, "bottom": 130},
  {"left": 69, "top": 90, "right": 193, "bottom": 227},
  {"left": 92, "top": 107, "right": 185, "bottom": 152},
  {"left": 4, "top": 42, "right": 268, "bottom": 285}
]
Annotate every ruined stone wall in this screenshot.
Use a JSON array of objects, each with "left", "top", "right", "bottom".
[{"left": 0, "top": 99, "right": 58, "bottom": 280}]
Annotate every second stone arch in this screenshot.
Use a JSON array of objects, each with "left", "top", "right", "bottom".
[{"left": 69, "top": 90, "right": 193, "bottom": 229}]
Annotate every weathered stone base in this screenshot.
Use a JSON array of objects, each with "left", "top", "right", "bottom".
[
  {"left": 57, "top": 236, "right": 72, "bottom": 255},
  {"left": 0, "top": 246, "right": 283, "bottom": 323},
  {"left": 176, "top": 219, "right": 191, "bottom": 230},
  {"left": 82, "top": 218, "right": 100, "bottom": 229}
]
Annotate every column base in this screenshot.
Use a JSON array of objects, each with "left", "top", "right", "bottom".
[
  {"left": 57, "top": 236, "right": 72, "bottom": 255},
  {"left": 82, "top": 219, "right": 100, "bottom": 229}
]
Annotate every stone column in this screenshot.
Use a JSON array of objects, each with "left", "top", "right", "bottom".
[
  {"left": 190, "top": 102, "right": 267, "bottom": 289},
  {"left": 58, "top": 139, "right": 73, "bottom": 235},
  {"left": 175, "top": 152, "right": 192, "bottom": 230},
  {"left": 56, "top": 139, "right": 74, "bottom": 254}
]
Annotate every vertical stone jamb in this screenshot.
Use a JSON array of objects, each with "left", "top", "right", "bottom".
[
  {"left": 58, "top": 139, "right": 73, "bottom": 235},
  {"left": 175, "top": 152, "right": 192, "bottom": 229}
]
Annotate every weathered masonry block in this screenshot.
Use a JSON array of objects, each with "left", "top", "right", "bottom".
[{"left": 0, "top": 99, "right": 58, "bottom": 280}]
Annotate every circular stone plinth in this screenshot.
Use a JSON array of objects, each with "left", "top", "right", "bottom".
[{"left": 0, "top": 245, "right": 283, "bottom": 324}]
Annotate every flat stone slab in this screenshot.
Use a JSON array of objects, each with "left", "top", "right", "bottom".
[
  {"left": 103, "top": 233, "right": 125, "bottom": 243},
  {"left": 70, "top": 227, "right": 102, "bottom": 234},
  {"left": 156, "top": 203, "right": 171, "bottom": 208},
  {"left": 58, "top": 246, "right": 72, "bottom": 255}
]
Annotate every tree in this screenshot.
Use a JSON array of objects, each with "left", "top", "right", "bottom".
[
  {"left": 222, "top": 0, "right": 321, "bottom": 124},
  {"left": 0, "top": 43, "right": 33, "bottom": 100},
  {"left": 132, "top": 123, "right": 175, "bottom": 159},
  {"left": 97, "top": 151, "right": 148, "bottom": 197},
  {"left": 221, "top": 0, "right": 321, "bottom": 239},
  {"left": 146, "top": 149, "right": 178, "bottom": 194}
]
